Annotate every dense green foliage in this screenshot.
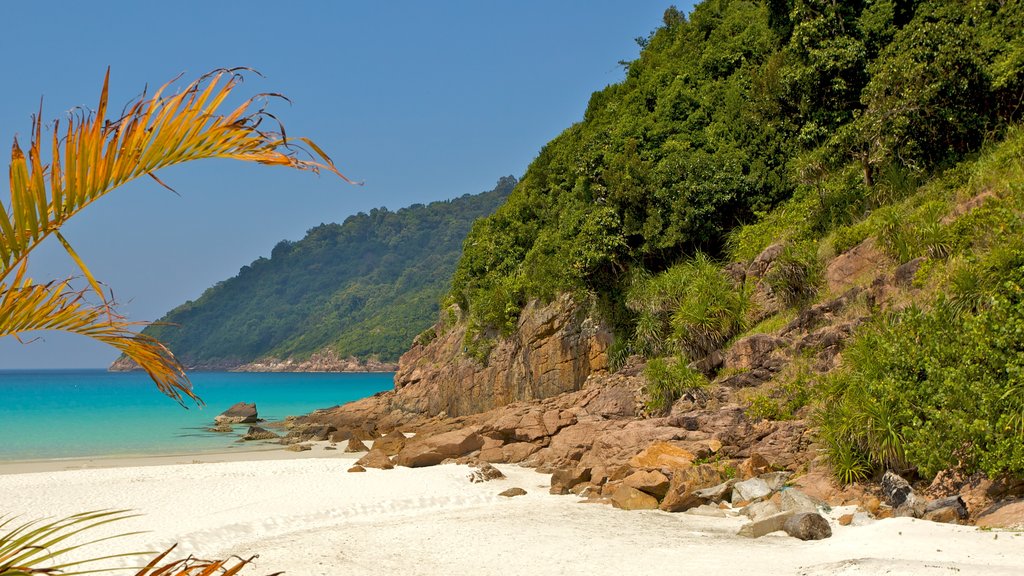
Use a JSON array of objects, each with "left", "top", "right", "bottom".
[
  {"left": 817, "top": 129, "right": 1024, "bottom": 481},
  {"left": 141, "top": 177, "right": 515, "bottom": 366},
  {"left": 446, "top": 0, "right": 1023, "bottom": 482},
  {"left": 451, "top": 0, "right": 1022, "bottom": 346}
]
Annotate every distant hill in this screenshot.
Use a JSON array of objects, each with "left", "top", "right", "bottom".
[{"left": 127, "top": 176, "right": 515, "bottom": 368}]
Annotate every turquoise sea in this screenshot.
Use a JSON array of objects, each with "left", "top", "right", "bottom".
[{"left": 0, "top": 370, "right": 393, "bottom": 461}]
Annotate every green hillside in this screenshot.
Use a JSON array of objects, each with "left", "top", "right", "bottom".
[
  {"left": 449, "top": 0, "right": 1024, "bottom": 481},
  {"left": 142, "top": 176, "right": 515, "bottom": 366}
]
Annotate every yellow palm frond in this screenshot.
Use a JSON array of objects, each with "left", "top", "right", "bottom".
[
  {"left": 0, "top": 263, "right": 194, "bottom": 404},
  {"left": 1, "top": 69, "right": 357, "bottom": 403}
]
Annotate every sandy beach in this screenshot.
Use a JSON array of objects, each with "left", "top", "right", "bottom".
[{"left": 0, "top": 444, "right": 1021, "bottom": 576}]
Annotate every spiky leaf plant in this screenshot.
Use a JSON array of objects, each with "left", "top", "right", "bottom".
[
  {"left": 0, "top": 510, "right": 280, "bottom": 576},
  {"left": 0, "top": 69, "right": 356, "bottom": 405}
]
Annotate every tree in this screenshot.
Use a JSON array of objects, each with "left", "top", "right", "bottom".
[{"left": 0, "top": 69, "right": 357, "bottom": 405}]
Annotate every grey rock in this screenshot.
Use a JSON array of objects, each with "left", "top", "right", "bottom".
[
  {"left": 694, "top": 479, "right": 737, "bottom": 502},
  {"left": 285, "top": 443, "right": 312, "bottom": 452},
  {"left": 738, "top": 511, "right": 796, "bottom": 538},
  {"left": 685, "top": 504, "right": 728, "bottom": 518},
  {"left": 732, "top": 477, "right": 773, "bottom": 503},
  {"left": 741, "top": 500, "right": 782, "bottom": 522},
  {"left": 780, "top": 488, "right": 824, "bottom": 513},
  {"left": 783, "top": 512, "right": 832, "bottom": 540},
  {"left": 759, "top": 471, "right": 792, "bottom": 492},
  {"left": 882, "top": 471, "right": 927, "bottom": 518}
]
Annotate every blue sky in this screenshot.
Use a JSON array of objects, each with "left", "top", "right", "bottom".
[{"left": 1, "top": 1, "right": 693, "bottom": 369}]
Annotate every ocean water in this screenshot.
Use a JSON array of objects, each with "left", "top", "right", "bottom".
[{"left": 0, "top": 370, "right": 393, "bottom": 461}]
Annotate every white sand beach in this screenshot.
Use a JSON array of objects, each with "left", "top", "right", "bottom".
[{"left": 1, "top": 445, "right": 1022, "bottom": 576}]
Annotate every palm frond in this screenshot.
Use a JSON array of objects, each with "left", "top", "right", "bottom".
[{"left": 0, "top": 69, "right": 357, "bottom": 403}]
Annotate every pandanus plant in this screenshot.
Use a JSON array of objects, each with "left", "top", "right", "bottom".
[{"left": 0, "top": 70, "right": 357, "bottom": 573}]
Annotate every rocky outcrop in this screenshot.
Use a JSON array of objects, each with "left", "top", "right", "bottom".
[
  {"left": 108, "top": 349, "right": 397, "bottom": 372},
  {"left": 234, "top": 350, "right": 398, "bottom": 372},
  {"left": 215, "top": 402, "right": 258, "bottom": 424},
  {"left": 295, "top": 294, "right": 612, "bottom": 431},
  {"left": 393, "top": 294, "right": 612, "bottom": 417}
]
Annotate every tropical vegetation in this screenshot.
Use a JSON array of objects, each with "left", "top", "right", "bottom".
[
  {"left": 447, "top": 0, "right": 1024, "bottom": 482},
  {"left": 133, "top": 177, "right": 514, "bottom": 367}
]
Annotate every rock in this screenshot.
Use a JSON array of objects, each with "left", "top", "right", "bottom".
[
  {"left": 285, "top": 424, "right": 337, "bottom": 443},
  {"left": 345, "top": 438, "right": 369, "bottom": 452},
  {"left": 660, "top": 464, "right": 727, "bottom": 512},
  {"left": 356, "top": 448, "right": 394, "bottom": 470},
  {"left": 502, "top": 442, "right": 541, "bottom": 463},
  {"left": 741, "top": 500, "right": 782, "bottom": 522},
  {"left": 240, "top": 425, "right": 279, "bottom": 441},
  {"left": 610, "top": 485, "right": 660, "bottom": 511},
  {"left": 881, "top": 470, "right": 926, "bottom": 517},
  {"left": 738, "top": 453, "right": 772, "bottom": 479},
  {"left": 975, "top": 499, "right": 1024, "bottom": 529},
  {"left": 285, "top": 443, "right": 311, "bottom": 452},
  {"left": 783, "top": 512, "right": 832, "bottom": 540},
  {"left": 732, "top": 478, "right": 773, "bottom": 503},
  {"left": 392, "top": 293, "right": 613, "bottom": 418},
  {"left": 347, "top": 465, "right": 366, "bottom": 473},
  {"left": 207, "top": 423, "right": 233, "bottom": 433},
  {"left": 468, "top": 462, "right": 506, "bottom": 483},
  {"left": 780, "top": 488, "right": 823, "bottom": 513},
  {"left": 215, "top": 402, "right": 258, "bottom": 424},
  {"left": 894, "top": 257, "right": 925, "bottom": 286},
  {"left": 759, "top": 471, "right": 792, "bottom": 492},
  {"left": 550, "top": 467, "right": 592, "bottom": 495},
  {"left": 324, "top": 446, "right": 337, "bottom": 450},
  {"left": 329, "top": 429, "right": 353, "bottom": 442},
  {"left": 922, "top": 495, "right": 968, "bottom": 524},
  {"left": 722, "top": 335, "right": 787, "bottom": 374},
  {"left": 738, "top": 511, "right": 796, "bottom": 538},
  {"left": 694, "top": 479, "right": 738, "bottom": 503},
  {"left": 394, "top": 428, "right": 486, "bottom": 468},
  {"left": 623, "top": 470, "right": 670, "bottom": 499},
  {"left": 838, "top": 514, "right": 854, "bottom": 526},
  {"left": 628, "top": 442, "right": 695, "bottom": 470},
  {"left": 373, "top": 430, "right": 408, "bottom": 455},
  {"left": 686, "top": 504, "right": 728, "bottom": 518},
  {"left": 499, "top": 487, "right": 527, "bottom": 497}
]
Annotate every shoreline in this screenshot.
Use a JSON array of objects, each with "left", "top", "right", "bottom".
[
  {"left": 2, "top": 451, "right": 1022, "bottom": 576},
  {"left": 0, "top": 440, "right": 351, "bottom": 475}
]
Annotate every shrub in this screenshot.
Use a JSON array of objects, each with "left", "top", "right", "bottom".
[
  {"left": 817, "top": 263, "right": 1024, "bottom": 481},
  {"left": 643, "top": 356, "right": 709, "bottom": 413},
  {"left": 764, "top": 241, "right": 823, "bottom": 309}
]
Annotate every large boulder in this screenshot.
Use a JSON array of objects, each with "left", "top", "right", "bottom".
[
  {"left": 783, "top": 512, "right": 832, "bottom": 540},
  {"left": 345, "top": 437, "right": 369, "bottom": 453},
  {"left": 215, "top": 402, "right": 258, "bottom": 424},
  {"left": 610, "top": 485, "right": 659, "bottom": 511},
  {"left": 628, "top": 442, "right": 695, "bottom": 470},
  {"left": 659, "top": 464, "right": 727, "bottom": 512},
  {"left": 881, "top": 470, "right": 926, "bottom": 517},
  {"left": 393, "top": 427, "right": 485, "bottom": 468},
  {"left": 373, "top": 430, "right": 408, "bottom": 455},
  {"left": 623, "top": 470, "right": 670, "bottom": 499},
  {"left": 550, "top": 467, "right": 592, "bottom": 495},
  {"left": 732, "top": 477, "right": 773, "bottom": 503},
  {"left": 356, "top": 448, "right": 395, "bottom": 470}
]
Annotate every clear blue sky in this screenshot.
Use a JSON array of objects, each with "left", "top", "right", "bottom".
[{"left": 1, "top": 1, "right": 693, "bottom": 369}]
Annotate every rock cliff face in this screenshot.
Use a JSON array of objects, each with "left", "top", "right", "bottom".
[{"left": 392, "top": 293, "right": 613, "bottom": 418}]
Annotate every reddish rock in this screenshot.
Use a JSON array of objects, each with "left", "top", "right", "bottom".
[
  {"left": 499, "top": 487, "right": 527, "bottom": 497},
  {"left": 393, "top": 427, "right": 485, "bottom": 468},
  {"left": 550, "top": 466, "right": 592, "bottom": 495},
  {"left": 737, "top": 453, "right": 772, "bottom": 479},
  {"left": 356, "top": 448, "right": 394, "bottom": 470},
  {"left": 345, "top": 438, "right": 369, "bottom": 453},
  {"left": 623, "top": 470, "right": 670, "bottom": 499},
  {"left": 628, "top": 442, "right": 695, "bottom": 470},
  {"left": 660, "top": 465, "right": 728, "bottom": 512},
  {"left": 347, "top": 465, "right": 366, "bottom": 473},
  {"left": 215, "top": 402, "right": 258, "bottom": 424},
  {"left": 610, "top": 485, "right": 659, "bottom": 511},
  {"left": 502, "top": 442, "right": 541, "bottom": 463},
  {"left": 975, "top": 499, "right": 1024, "bottom": 529},
  {"left": 838, "top": 514, "right": 854, "bottom": 526},
  {"left": 373, "top": 430, "right": 408, "bottom": 455}
]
